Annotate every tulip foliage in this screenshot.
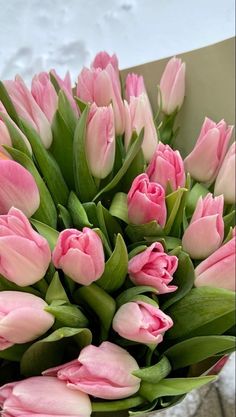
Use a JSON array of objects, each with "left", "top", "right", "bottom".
[{"left": 0, "top": 52, "right": 235, "bottom": 417}]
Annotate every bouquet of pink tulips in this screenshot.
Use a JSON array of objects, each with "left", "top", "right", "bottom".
[{"left": 0, "top": 51, "right": 235, "bottom": 417}]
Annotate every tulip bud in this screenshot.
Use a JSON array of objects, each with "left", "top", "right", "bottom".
[
  {"left": 125, "top": 73, "right": 147, "bottom": 101},
  {"left": 86, "top": 104, "right": 115, "bottom": 179},
  {"left": 0, "top": 376, "right": 92, "bottom": 417},
  {"left": 184, "top": 118, "right": 233, "bottom": 184},
  {"left": 0, "top": 291, "right": 54, "bottom": 350},
  {"left": 195, "top": 230, "right": 236, "bottom": 291},
  {"left": 0, "top": 158, "right": 40, "bottom": 217},
  {"left": 4, "top": 76, "right": 52, "bottom": 148},
  {"left": 159, "top": 57, "right": 186, "bottom": 115},
  {"left": 44, "top": 341, "right": 140, "bottom": 400},
  {"left": 52, "top": 227, "right": 105, "bottom": 285},
  {"left": 182, "top": 193, "right": 224, "bottom": 259},
  {"left": 113, "top": 301, "right": 173, "bottom": 344},
  {"left": 127, "top": 173, "right": 167, "bottom": 227},
  {"left": 92, "top": 51, "right": 119, "bottom": 76},
  {"left": 50, "top": 69, "right": 78, "bottom": 115},
  {"left": 128, "top": 242, "right": 178, "bottom": 294},
  {"left": 124, "top": 95, "right": 157, "bottom": 162},
  {"left": 77, "top": 65, "right": 125, "bottom": 134},
  {"left": 31, "top": 72, "right": 58, "bottom": 123},
  {"left": 0, "top": 207, "right": 51, "bottom": 286},
  {"left": 214, "top": 142, "right": 236, "bottom": 204},
  {"left": 147, "top": 142, "right": 186, "bottom": 191}
]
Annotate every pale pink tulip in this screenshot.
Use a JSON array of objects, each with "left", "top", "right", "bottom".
[
  {"left": 184, "top": 118, "right": 233, "bottom": 184},
  {"left": 125, "top": 73, "right": 147, "bottom": 101},
  {"left": 0, "top": 207, "right": 51, "bottom": 286},
  {"left": 113, "top": 301, "right": 173, "bottom": 344},
  {"left": 182, "top": 194, "right": 224, "bottom": 259},
  {"left": 86, "top": 104, "right": 115, "bottom": 178},
  {"left": 195, "top": 230, "right": 236, "bottom": 291},
  {"left": 0, "top": 158, "right": 40, "bottom": 217},
  {"left": 52, "top": 228, "right": 105, "bottom": 285},
  {"left": 92, "top": 51, "right": 119, "bottom": 76},
  {"left": 77, "top": 65, "right": 125, "bottom": 134},
  {"left": 44, "top": 342, "right": 140, "bottom": 400},
  {"left": 159, "top": 56, "right": 186, "bottom": 115},
  {"left": 124, "top": 95, "right": 157, "bottom": 162},
  {"left": 31, "top": 72, "right": 58, "bottom": 122},
  {"left": 127, "top": 173, "right": 167, "bottom": 227},
  {"left": 4, "top": 75, "right": 52, "bottom": 148},
  {"left": 0, "top": 376, "right": 91, "bottom": 417},
  {"left": 147, "top": 142, "right": 186, "bottom": 190},
  {"left": 128, "top": 242, "right": 178, "bottom": 294},
  {"left": 0, "top": 291, "right": 54, "bottom": 350},
  {"left": 50, "top": 69, "right": 78, "bottom": 114},
  {"left": 214, "top": 142, "right": 236, "bottom": 204}
]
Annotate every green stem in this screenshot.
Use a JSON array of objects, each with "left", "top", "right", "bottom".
[{"left": 91, "top": 396, "right": 144, "bottom": 412}]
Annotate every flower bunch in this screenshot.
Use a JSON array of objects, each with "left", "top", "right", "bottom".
[{"left": 0, "top": 51, "right": 235, "bottom": 417}]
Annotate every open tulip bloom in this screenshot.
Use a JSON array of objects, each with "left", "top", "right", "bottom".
[{"left": 0, "top": 50, "right": 235, "bottom": 417}]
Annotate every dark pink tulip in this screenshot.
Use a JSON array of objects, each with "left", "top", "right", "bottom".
[
  {"left": 127, "top": 173, "right": 167, "bottom": 227},
  {"left": 0, "top": 208, "right": 51, "bottom": 286},
  {"left": 182, "top": 193, "right": 224, "bottom": 259},
  {"left": 44, "top": 342, "right": 140, "bottom": 400},
  {"left": 91, "top": 51, "right": 119, "bottom": 76},
  {"left": 113, "top": 301, "right": 173, "bottom": 344},
  {"left": 128, "top": 242, "right": 178, "bottom": 294},
  {"left": 125, "top": 73, "right": 147, "bottom": 101},
  {"left": 31, "top": 72, "right": 58, "bottom": 123},
  {"left": 0, "top": 376, "right": 91, "bottom": 417},
  {"left": 52, "top": 228, "right": 105, "bottom": 285},
  {"left": 147, "top": 142, "right": 186, "bottom": 191},
  {"left": 0, "top": 291, "right": 54, "bottom": 350}
]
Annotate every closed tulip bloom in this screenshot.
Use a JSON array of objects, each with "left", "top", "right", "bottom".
[
  {"left": 0, "top": 158, "right": 40, "bottom": 217},
  {"left": 92, "top": 51, "right": 119, "bottom": 76},
  {"left": 86, "top": 104, "right": 115, "bottom": 178},
  {"left": 77, "top": 65, "right": 125, "bottom": 134},
  {"left": 184, "top": 118, "right": 233, "bottom": 184},
  {"left": 0, "top": 376, "right": 91, "bottom": 417},
  {"left": 52, "top": 228, "right": 105, "bottom": 285},
  {"left": 0, "top": 207, "right": 51, "bottom": 286},
  {"left": 195, "top": 230, "right": 235, "bottom": 291},
  {"left": 125, "top": 73, "right": 147, "bottom": 101},
  {"left": 50, "top": 69, "right": 78, "bottom": 115},
  {"left": 31, "top": 72, "right": 58, "bottom": 123},
  {"left": 147, "top": 142, "right": 186, "bottom": 191},
  {"left": 124, "top": 95, "right": 157, "bottom": 162},
  {"left": 214, "top": 142, "right": 236, "bottom": 204},
  {"left": 4, "top": 75, "right": 52, "bottom": 148},
  {"left": 127, "top": 174, "right": 167, "bottom": 227},
  {"left": 160, "top": 57, "right": 186, "bottom": 115},
  {"left": 0, "top": 291, "right": 54, "bottom": 350},
  {"left": 44, "top": 342, "right": 140, "bottom": 400},
  {"left": 182, "top": 194, "right": 224, "bottom": 259},
  {"left": 113, "top": 301, "right": 173, "bottom": 344},
  {"left": 128, "top": 242, "right": 178, "bottom": 294}
]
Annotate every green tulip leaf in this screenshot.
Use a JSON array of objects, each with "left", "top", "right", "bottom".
[
  {"left": 98, "top": 203, "right": 123, "bottom": 245},
  {"left": 126, "top": 221, "right": 164, "bottom": 242},
  {"left": 68, "top": 191, "right": 92, "bottom": 229},
  {"left": 96, "top": 234, "right": 128, "bottom": 292},
  {"left": 116, "top": 286, "right": 158, "bottom": 308},
  {"left": 133, "top": 356, "right": 172, "bottom": 383},
  {"left": 186, "top": 183, "right": 209, "bottom": 217},
  {"left": 45, "top": 304, "right": 89, "bottom": 328},
  {"left": 30, "top": 219, "right": 59, "bottom": 250},
  {"left": 128, "top": 245, "right": 147, "bottom": 260},
  {"left": 110, "top": 192, "right": 129, "bottom": 223},
  {"left": 58, "top": 204, "right": 72, "bottom": 228},
  {"left": 45, "top": 272, "right": 69, "bottom": 304},
  {"left": 0, "top": 81, "right": 19, "bottom": 123},
  {"left": 0, "top": 343, "right": 31, "bottom": 362},
  {"left": 57, "top": 90, "right": 77, "bottom": 131},
  {"left": 1, "top": 113, "right": 31, "bottom": 157},
  {"left": 223, "top": 210, "right": 236, "bottom": 238},
  {"left": 144, "top": 236, "right": 182, "bottom": 251},
  {"left": 0, "top": 274, "right": 41, "bottom": 297},
  {"left": 164, "top": 188, "right": 187, "bottom": 235},
  {"left": 91, "top": 397, "right": 144, "bottom": 413}
]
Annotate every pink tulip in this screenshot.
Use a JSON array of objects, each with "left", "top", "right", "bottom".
[
  {"left": 214, "top": 142, "right": 236, "bottom": 204},
  {"left": 50, "top": 69, "right": 78, "bottom": 114},
  {"left": 31, "top": 72, "right": 58, "bottom": 123},
  {"left": 113, "top": 301, "right": 173, "bottom": 344},
  {"left": 0, "top": 376, "right": 91, "bottom": 417},
  {"left": 125, "top": 73, "right": 147, "bottom": 101},
  {"left": 195, "top": 230, "right": 236, "bottom": 291},
  {"left": 77, "top": 65, "right": 125, "bottom": 134},
  {"left": 0, "top": 158, "right": 40, "bottom": 217},
  {"left": 128, "top": 242, "right": 178, "bottom": 294},
  {"left": 182, "top": 193, "right": 224, "bottom": 259},
  {"left": 127, "top": 173, "right": 167, "bottom": 227},
  {"left": 0, "top": 291, "right": 54, "bottom": 350},
  {"left": 52, "top": 228, "right": 105, "bottom": 285},
  {"left": 4, "top": 75, "right": 52, "bottom": 148},
  {"left": 124, "top": 95, "right": 157, "bottom": 162},
  {"left": 147, "top": 142, "right": 186, "bottom": 191},
  {"left": 0, "top": 207, "right": 51, "bottom": 286},
  {"left": 44, "top": 342, "right": 140, "bottom": 400},
  {"left": 91, "top": 51, "right": 119, "bottom": 76},
  {"left": 184, "top": 118, "right": 233, "bottom": 184},
  {"left": 86, "top": 104, "right": 115, "bottom": 178},
  {"left": 159, "top": 56, "right": 186, "bottom": 115}
]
